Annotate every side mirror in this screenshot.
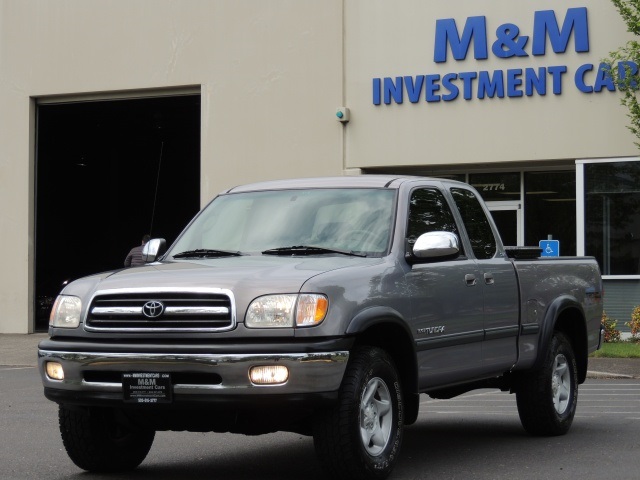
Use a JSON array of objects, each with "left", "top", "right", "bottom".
[
  {"left": 142, "top": 238, "right": 166, "bottom": 263},
  {"left": 412, "top": 231, "right": 460, "bottom": 260}
]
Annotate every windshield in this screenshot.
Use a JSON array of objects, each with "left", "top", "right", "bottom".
[{"left": 168, "top": 188, "right": 396, "bottom": 257}]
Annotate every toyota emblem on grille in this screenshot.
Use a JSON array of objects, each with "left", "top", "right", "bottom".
[{"left": 142, "top": 301, "right": 164, "bottom": 318}]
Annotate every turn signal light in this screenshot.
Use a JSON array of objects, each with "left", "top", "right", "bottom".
[{"left": 295, "top": 294, "right": 328, "bottom": 327}]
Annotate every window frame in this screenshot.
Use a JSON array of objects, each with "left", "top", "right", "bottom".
[
  {"left": 406, "top": 186, "right": 467, "bottom": 260},
  {"left": 576, "top": 157, "right": 640, "bottom": 280},
  {"left": 449, "top": 186, "right": 500, "bottom": 260}
]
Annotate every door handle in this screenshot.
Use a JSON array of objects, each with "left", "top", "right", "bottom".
[
  {"left": 484, "top": 273, "right": 495, "bottom": 285},
  {"left": 465, "top": 274, "right": 477, "bottom": 286}
]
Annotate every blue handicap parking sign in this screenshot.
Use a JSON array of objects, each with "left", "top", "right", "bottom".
[{"left": 539, "top": 240, "right": 560, "bottom": 257}]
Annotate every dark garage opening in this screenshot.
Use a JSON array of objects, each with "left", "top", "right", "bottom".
[{"left": 35, "top": 95, "right": 201, "bottom": 331}]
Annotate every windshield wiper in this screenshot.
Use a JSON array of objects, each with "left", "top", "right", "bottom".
[
  {"left": 261, "top": 245, "right": 366, "bottom": 257},
  {"left": 172, "top": 249, "right": 243, "bottom": 259}
]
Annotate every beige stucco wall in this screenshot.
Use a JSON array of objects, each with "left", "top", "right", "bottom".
[
  {"left": 344, "top": 0, "right": 638, "bottom": 168},
  {"left": 1, "top": 0, "right": 638, "bottom": 333},
  {"left": 0, "top": 0, "right": 344, "bottom": 332}
]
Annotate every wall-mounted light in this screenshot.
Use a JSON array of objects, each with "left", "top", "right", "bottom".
[{"left": 336, "top": 107, "right": 350, "bottom": 123}]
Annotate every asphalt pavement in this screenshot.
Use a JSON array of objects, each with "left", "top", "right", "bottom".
[
  {"left": 1, "top": 333, "right": 638, "bottom": 378},
  {"left": 1, "top": 333, "right": 49, "bottom": 368}
]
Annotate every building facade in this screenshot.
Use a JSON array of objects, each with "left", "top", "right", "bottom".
[{"left": 1, "top": 0, "right": 638, "bottom": 333}]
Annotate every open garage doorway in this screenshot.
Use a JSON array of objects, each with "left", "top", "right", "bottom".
[{"left": 34, "top": 94, "right": 201, "bottom": 331}]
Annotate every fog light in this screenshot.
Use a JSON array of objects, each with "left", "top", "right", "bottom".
[
  {"left": 249, "top": 365, "right": 289, "bottom": 385},
  {"left": 46, "top": 362, "right": 64, "bottom": 381}
]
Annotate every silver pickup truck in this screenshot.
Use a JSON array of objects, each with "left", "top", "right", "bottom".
[{"left": 38, "top": 175, "right": 603, "bottom": 480}]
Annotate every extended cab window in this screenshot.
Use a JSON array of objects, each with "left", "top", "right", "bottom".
[
  {"left": 407, "top": 188, "right": 461, "bottom": 250},
  {"left": 450, "top": 187, "right": 497, "bottom": 260}
]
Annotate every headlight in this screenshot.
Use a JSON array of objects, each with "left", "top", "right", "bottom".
[
  {"left": 49, "top": 295, "right": 82, "bottom": 328},
  {"left": 246, "top": 294, "right": 328, "bottom": 328}
]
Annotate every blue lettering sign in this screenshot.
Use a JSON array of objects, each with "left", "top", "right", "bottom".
[
  {"left": 594, "top": 64, "right": 616, "bottom": 92},
  {"left": 525, "top": 67, "right": 547, "bottom": 96},
  {"left": 384, "top": 77, "right": 403, "bottom": 104},
  {"left": 442, "top": 73, "right": 459, "bottom": 101},
  {"left": 574, "top": 62, "right": 638, "bottom": 94},
  {"left": 547, "top": 66, "right": 567, "bottom": 94},
  {"left": 575, "top": 63, "right": 594, "bottom": 93},
  {"left": 507, "top": 69, "right": 524, "bottom": 97},
  {"left": 373, "top": 68, "right": 568, "bottom": 104},
  {"left": 425, "top": 75, "right": 441, "bottom": 102},
  {"left": 532, "top": 7, "right": 589, "bottom": 55},
  {"left": 434, "top": 8, "right": 589, "bottom": 63},
  {"left": 405, "top": 75, "right": 425, "bottom": 103},
  {"left": 459, "top": 72, "right": 477, "bottom": 100},
  {"left": 492, "top": 24, "right": 529, "bottom": 58},
  {"left": 371, "top": 8, "right": 639, "bottom": 106},
  {"left": 434, "top": 16, "right": 488, "bottom": 62},
  {"left": 373, "top": 78, "right": 382, "bottom": 105},
  {"left": 478, "top": 70, "right": 504, "bottom": 99}
]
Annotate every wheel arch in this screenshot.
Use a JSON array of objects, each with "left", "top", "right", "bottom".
[
  {"left": 536, "top": 296, "right": 588, "bottom": 384},
  {"left": 346, "top": 306, "right": 419, "bottom": 424}
]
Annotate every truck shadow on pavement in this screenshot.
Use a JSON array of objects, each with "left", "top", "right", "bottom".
[
  {"left": 396, "top": 415, "right": 605, "bottom": 479},
  {"left": 57, "top": 433, "right": 325, "bottom": 480},
  {"left": 55, "top": 415, "right": 605, "bottom": 480}
]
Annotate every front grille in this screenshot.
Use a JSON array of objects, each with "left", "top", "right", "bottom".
[{"left": 85, "top": 289, "right": 235, "bottom": 332}]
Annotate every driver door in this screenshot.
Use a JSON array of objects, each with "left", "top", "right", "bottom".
[{"left": 405, "top": 187, "right": 485, "bottom": 389}]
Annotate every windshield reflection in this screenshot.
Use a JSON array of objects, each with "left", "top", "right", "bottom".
[{"left": 168, "top": 188, "right": 396, "bottom": 257}]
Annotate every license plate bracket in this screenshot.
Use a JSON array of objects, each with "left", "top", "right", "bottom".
[{"left": 122, "top": 372, "right": 172, "bottom": 404}]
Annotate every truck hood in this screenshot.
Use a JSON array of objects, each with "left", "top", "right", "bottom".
[{"left": 65, "top": 255, "right": 384, "bottom": 300}]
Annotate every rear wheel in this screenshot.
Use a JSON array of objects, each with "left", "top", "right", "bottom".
[
  {"left": 313, "top": 346, "right": 403, "bottom": 480},
  {"left": 516, "top": 332, "right": 578, "bottom": 436},
  {"left": 58, "top": 405, "right": 155, "bottom": 472}
]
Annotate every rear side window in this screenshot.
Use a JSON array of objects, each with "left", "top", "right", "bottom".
[
  {"left": 407, "top": 188, "right": 460, "bottom": 245},
  {"left": 450, "top": 188, "right": 497, "bottom": 260}
]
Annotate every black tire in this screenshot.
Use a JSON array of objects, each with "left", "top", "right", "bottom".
[
  {"left": 313, "top": 346, "right": 404, "bottom": 480},
  {"left": 516, "top": 332, "right": 578, "bottom": 436},
  {"left": 58, "top": 405, "right": 155, "bottom": 472}
]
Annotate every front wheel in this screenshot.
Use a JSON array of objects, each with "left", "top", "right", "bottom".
[
  {"left": 58, "top": 405, "right": 155, "bottom": 472},
  {"left": 313, "top": 346, "right": 404, "bottom": 480},
  {"left": 516, "top": 332, "right": 578, "bottom": 436}
]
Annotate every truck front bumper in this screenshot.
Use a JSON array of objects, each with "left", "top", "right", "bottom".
[{"left": 39, "top": 346, "right": 349, "bottom": 407}]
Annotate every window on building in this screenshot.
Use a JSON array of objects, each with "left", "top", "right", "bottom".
[
  {"left": 525, "top": 171, "right": 576, "bottom": 255},
  {"left": 468, "top": 172, "right": 522, "bottom": 246},
  {"left": 468, "top": 172, "right": 520, "bottom": 202},
  {"left": 584, "top": 161, "right": 640, "bottom": 275}
]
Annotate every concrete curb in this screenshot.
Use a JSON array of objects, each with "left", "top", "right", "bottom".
[{"left": 586, "top": 370, "right": 635, "bottom": 379}]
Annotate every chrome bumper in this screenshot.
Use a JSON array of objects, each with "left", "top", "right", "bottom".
[{"left": 38, "top": 349, "right": 349, "bottom": 397}]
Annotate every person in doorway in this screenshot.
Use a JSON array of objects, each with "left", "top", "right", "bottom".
[{"left": 124, "top": 234, "right": 150, "bottom": 267}]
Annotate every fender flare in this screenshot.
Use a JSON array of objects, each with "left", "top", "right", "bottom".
[
  {"left": 346, "top": 305, "right": 414, "bottom": 342},
  {"left": 345, "top": 305, "right": 420, "bottom": 424},
  {"left": 532, "top": 295, "right": 587, "bottom": 371}
]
